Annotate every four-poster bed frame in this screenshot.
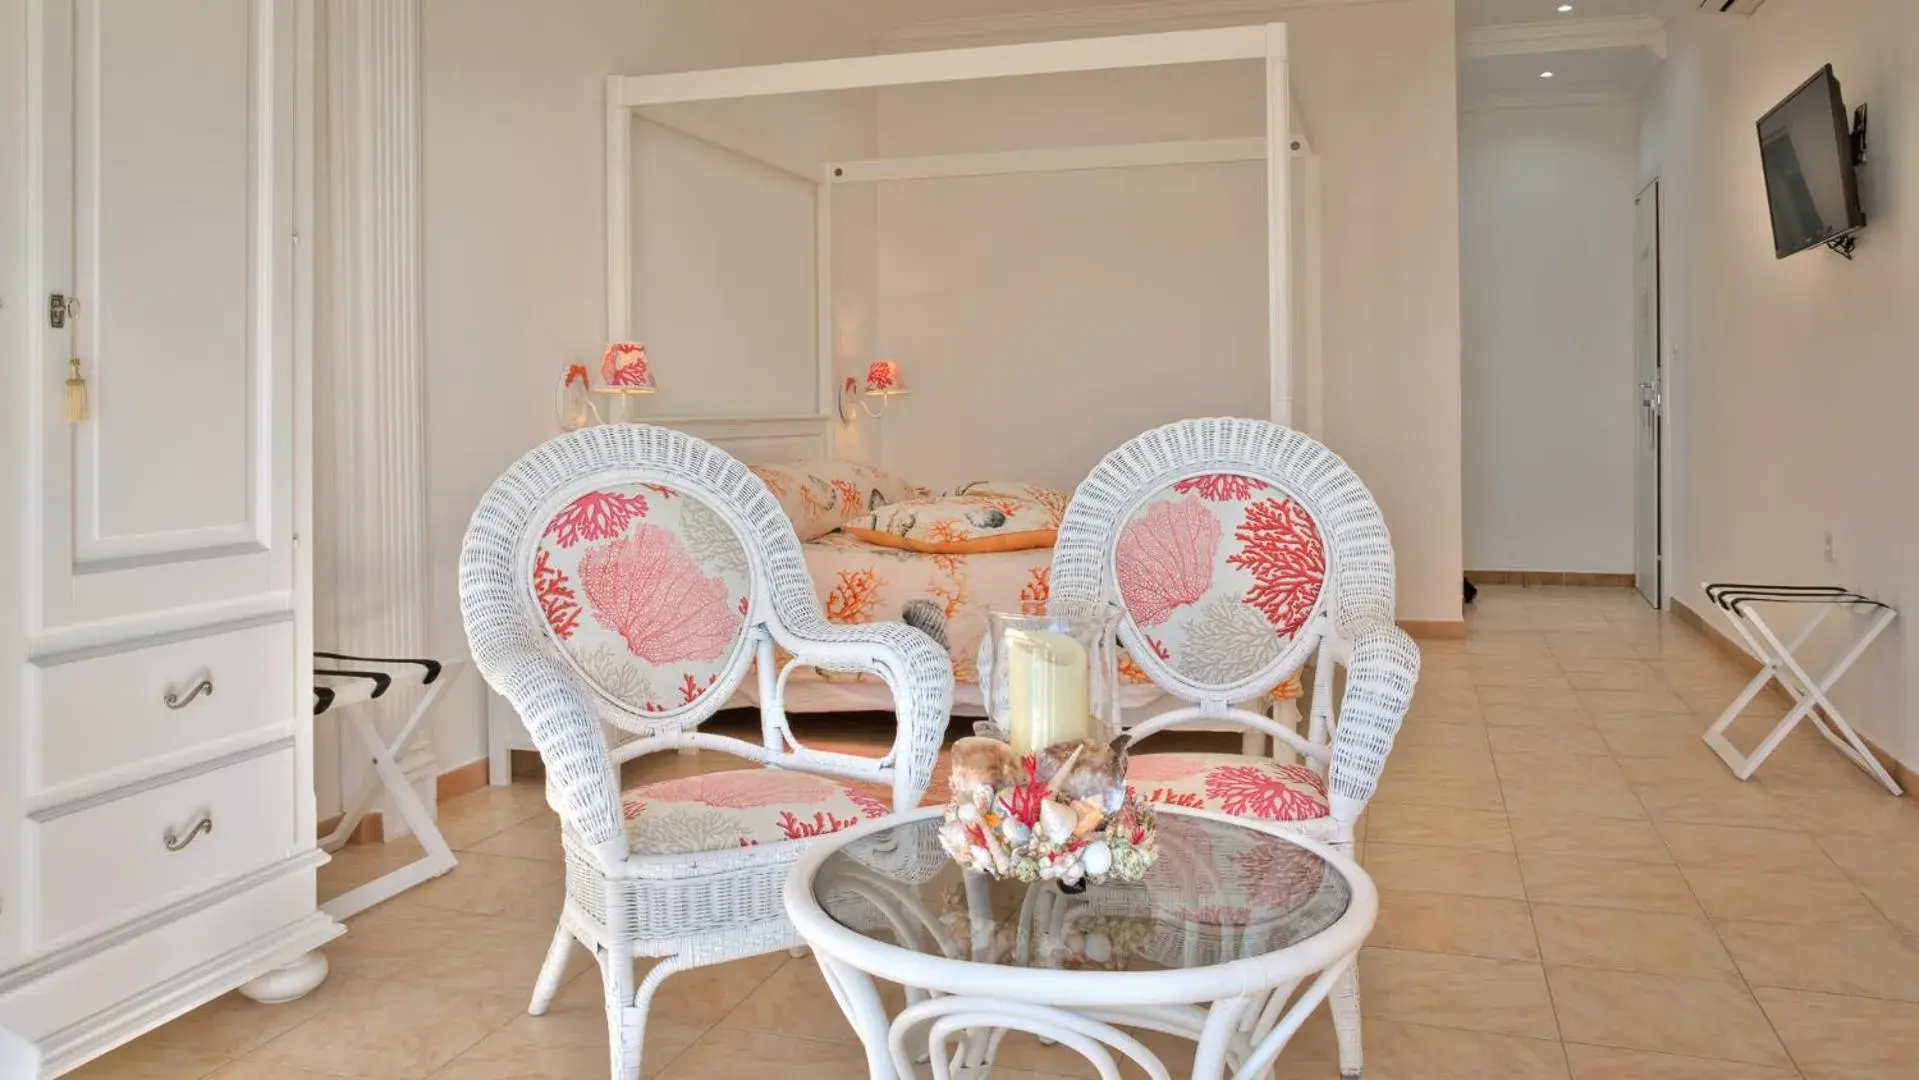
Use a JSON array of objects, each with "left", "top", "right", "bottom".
[{"left": 602, "top": 24, "right": 1320, "bottom": 455}]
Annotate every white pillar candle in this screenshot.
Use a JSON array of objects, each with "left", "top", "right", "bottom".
[{"left": 1006, "top": 627, "right": 1090, "bottom": 756}]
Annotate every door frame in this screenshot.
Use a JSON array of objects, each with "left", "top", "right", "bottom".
[{"left": 1634, "top": 176, "right": 1669, "bottom": 609}]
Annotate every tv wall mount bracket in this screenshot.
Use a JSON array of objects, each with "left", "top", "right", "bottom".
[{"left": 1827, "top": 103, "right": 1869, "bottom": 260}]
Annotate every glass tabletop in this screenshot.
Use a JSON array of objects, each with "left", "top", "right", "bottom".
[{"left": 811, "top": 812, "right": 1351, "bottom": 973}]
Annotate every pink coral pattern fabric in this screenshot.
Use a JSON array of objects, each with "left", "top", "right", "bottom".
[
  {"left": 747, "top": 459, "right": 929, "bottom": 541},
  {"left": 532, "top": 482, "right": 751, "bottom": 715},
  {"left": 1113, "top": 473, "right": 1326, "bottom": 689},
  {"left": 618, "top": 771, "right": 890, "bottom": 855},
  {"left": 1126, "top": 753, "right": 1329, "bottom": 822}
]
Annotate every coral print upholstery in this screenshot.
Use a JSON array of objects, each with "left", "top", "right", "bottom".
[
  {"left": 1126, "top": 753, "right": 1330, "bottom": 823},
  {"left": 843, "top": 494, "right": 1061, "bottom": 555},
  {"left": 619, "top": 771, "right": 890, "bottom": 855},
  {"left": 532, "top": 482, "right": 752, "bottom": 715},
  {"left": 748, "top": 458, "right": 929, "bottom": 541},
  {"left": 1114, "top": 473, "right": 1326, "bottom": 687}
]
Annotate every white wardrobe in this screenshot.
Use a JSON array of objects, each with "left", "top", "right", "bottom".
[{"left": 0, "top": 1, "right": 338, "bottom": 1074}]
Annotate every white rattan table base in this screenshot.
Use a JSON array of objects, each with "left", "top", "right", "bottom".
[{"left": 787, "top": 808, "right": 1375, "bottom": 1080}]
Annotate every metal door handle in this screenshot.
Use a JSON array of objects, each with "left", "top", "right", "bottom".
[
  {"left": 163, "top": 676, "right": 214, "bottom": 710},
  {"left": 163, "top": 813, "right": 214, "bottom": 852}
]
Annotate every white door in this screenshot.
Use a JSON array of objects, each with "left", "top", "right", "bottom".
[
  {"left": 34, "top": 0, "right": 297, "bottom": 633},
  {"left": 1633, "top": 180, "right": 1663, "bottom": 607}
]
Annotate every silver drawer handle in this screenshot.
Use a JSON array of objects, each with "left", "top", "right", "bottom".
[
  {"left": 163, "top": 676, "right": 214, "bottom": 710},
  {"left": 164, "top": 813, "right": 214, "bottom": 852}
]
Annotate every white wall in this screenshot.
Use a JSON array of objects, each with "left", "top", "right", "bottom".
[
  {"left": 407, "top": 0, "right": 1465, "bottom": 777},
  {"left": 1281, "top": 0, "right": 1464, "bottom": 626},
  {"left": 1642, "top": 0, "right": 1919, "bottom": 765},
  {"left": 1461, "top": 103, "right": 1639, "bottom": 574},
  {"left": 867, "top": 0, "right": 1467, "bottom": 623},
  {"left": 416, "top": 0, "right": 876, "bottom": 771},
  {"left": 871, "top": 64, "right": 1269, "bottom": 492}
]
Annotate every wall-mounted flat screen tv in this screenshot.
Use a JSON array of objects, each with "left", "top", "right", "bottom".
[{"left": 1757, "top": 65, "right": 1865, "bottom": 258}]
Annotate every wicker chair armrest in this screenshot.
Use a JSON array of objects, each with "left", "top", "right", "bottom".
[
  {"left": 775, "top": 619, "right": 954, "bottom": 810},
  {"left": 1326, "top": 617, "right": 1420, "bottom": 824},
  {"left": 473, "top": 635, "right": 629, "bottom": 872}
]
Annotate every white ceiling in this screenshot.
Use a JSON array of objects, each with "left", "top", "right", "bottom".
[
  {"left": 1457, "top": 0, "right": 1692, "bottom": 29},
  {"left": 808, "top": 0, "right": 1684, "bottom": 109},
  {"left": 1459, "top": 45, "right": 1660, "bottom": 104},
  {"left": 1458, "top": 0, "right": 1688, "bottom": 107}
]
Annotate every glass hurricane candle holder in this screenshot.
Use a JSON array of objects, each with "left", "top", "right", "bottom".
[{"left": 980, "top": 607, "right": 1123, "bottom": 756}]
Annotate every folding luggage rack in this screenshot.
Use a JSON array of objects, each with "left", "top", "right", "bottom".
[
  {"left": 1700, "top": 583, "right": 1900, "bottom": 795},
  {"left": 314, "top": 651, "right": 466, "bottom": 919}
]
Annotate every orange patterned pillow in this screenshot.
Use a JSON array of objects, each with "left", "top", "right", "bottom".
[
  {"left": 747, "top": 459, "right": 928, "bottom": 541},
  {"left": 842, "top": 495, "right": 1058, "bottom": 554}
]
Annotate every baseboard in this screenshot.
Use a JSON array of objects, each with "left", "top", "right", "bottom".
[
  {"left": 1400, "top": 619, "right": 1466, "bottom": 639},
  {"left": 1670, "top": 596, "right": 1914, "bottom": 793},
  {"left": 316, "top": 757, "right": 490, "bottom": 846},
  {"left": 1468, "top": 570, "right": 1636, "bottom": 588},
  {"left": 315, "top": 810, "right": 383, "bottom": 845},
  {"left": 437, "top": 758, "right": 489, "bottom": 802}
]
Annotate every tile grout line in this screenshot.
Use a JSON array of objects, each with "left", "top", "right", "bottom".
[{"left": 1618, "top": 610, "right": 1812, "bottom": 1080}]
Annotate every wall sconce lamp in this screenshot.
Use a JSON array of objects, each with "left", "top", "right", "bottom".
[
  {"left": 839, "top": 359, "right": 907, "bottom": 421},
  {"left": 557, "top": 342, "right": 657, "bottom": 430}
]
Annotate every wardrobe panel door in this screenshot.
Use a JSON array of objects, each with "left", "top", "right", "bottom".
[{"left": 34, "top": 0, "right": 295, "bottom": 631}]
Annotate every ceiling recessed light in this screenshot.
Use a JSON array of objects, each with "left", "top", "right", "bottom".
[
  {"left": 1558, "top": 3, "right": 1574, "bottom": 11},
  {"left": 1540, "top": 71, "right": 1556, "bottom": 78}
]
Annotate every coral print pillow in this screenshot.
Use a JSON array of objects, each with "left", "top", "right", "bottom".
[
  {"left": 843, "top": 495, "right": 1059, "bottom": 554},
  {"left": 1114, "top": 473, "right": 1326, "bottom": 688},
  {"left": 532, "top": 483, "right": 752, "bottom": 715},
  {"left": 748, "top": 459, "right": 929, "bottom": 541}
]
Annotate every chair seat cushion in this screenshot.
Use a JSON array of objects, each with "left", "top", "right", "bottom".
[
  {"left": 619, "top": 770, "right": 891, "bottom": 855},
  {"left": 1126, "top": 753, "right": 1330, "bottom": 822}
]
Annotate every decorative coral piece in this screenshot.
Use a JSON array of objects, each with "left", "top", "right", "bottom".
[
  {"left": 577, "top": 523, "right": 743, "bottom": 664},
  {"left": 544, "top": 489, "right": 650, "bottom": 547},
  {"left": 1227, "top": 497, "right": 1326, "bottom": 637},
  {"left": 1115, "top": 496, "right": 1220, "bottom": 626}
]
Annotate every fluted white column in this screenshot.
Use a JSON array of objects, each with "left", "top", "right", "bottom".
[{"left": 321, "top": 0, "right": 434, "bottom": 834}]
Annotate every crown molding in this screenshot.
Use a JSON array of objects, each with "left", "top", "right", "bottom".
[
  {"left": 1462, "top": 89, "right": 1631, "bottom": 113},
  {"left": 1462, "top": 14, "right": 1666, "bottom": 60},
  {"left": 882, "top": 0, "right": 1393, "bottom": 45}
]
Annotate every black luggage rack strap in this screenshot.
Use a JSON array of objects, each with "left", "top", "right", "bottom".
[{"left": 1703, "top": 583, "right": 1889, "bottom": 616}]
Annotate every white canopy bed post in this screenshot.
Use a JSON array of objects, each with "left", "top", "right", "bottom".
[
  {"left": 1267, "top": 22, "right": 1293, "bottom": 429},
  {"left": 604, "top": 24, "right": 1307, "bottom": 453}
]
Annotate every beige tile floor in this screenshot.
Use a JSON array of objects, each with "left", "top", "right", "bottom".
[{"left": 72, "top": 586, "right": 1919, "bottom": 1079}]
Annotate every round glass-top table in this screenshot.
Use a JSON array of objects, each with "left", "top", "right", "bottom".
[{"left": 783, "top": 806, "right": 1377, "bottom": 1080}]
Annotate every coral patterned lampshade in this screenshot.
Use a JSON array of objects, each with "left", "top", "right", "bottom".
[
  {"left": 864, "top": 359, "right": 906, "bottom": 396},
  {"left": 599, "top": 342, "right": 657, "bottom": 392}
]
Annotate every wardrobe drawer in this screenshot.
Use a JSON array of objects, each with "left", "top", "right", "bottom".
[
  {"left": 36, "top": 619, "right": 294, "bottom": 788},
  {"left": 35, "top": 745, "right": 297, "bottom": 948}
]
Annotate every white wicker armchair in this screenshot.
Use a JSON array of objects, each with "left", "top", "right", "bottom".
[
  {"left": 1050, "top": 418, "right": 1419, "bottom": 1080},
  {"left": 458, "top": 425, "right": 953, "bottom": 1080}
]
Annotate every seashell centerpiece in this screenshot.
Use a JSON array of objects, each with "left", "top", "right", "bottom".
[{"left": 937, "top": 736, "right": 1159, "bottom": 892}]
